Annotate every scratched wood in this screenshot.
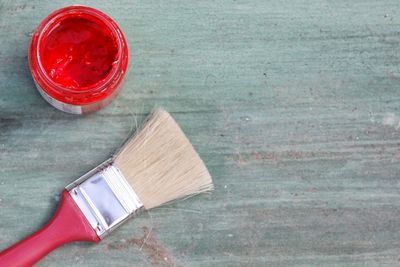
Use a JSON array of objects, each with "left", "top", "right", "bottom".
[{"left": 1, "top": 0, "right": 400, "bottom": 266}]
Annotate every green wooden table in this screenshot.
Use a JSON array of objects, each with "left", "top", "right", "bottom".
[{"left": 1, "top": 1, "right": 400, "bottom": 266}]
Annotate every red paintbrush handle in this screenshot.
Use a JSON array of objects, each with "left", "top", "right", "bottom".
[{"left": 0, "top": 190, "right": 100, "bottom": 267}]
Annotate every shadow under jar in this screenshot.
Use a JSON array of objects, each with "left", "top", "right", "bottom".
[{"left": 29, "top": 6, "right": 128, "bottom": 114}]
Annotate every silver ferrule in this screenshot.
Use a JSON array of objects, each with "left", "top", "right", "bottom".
[{"left": 66, "top": 159, "right": 144, "bottom": 238}]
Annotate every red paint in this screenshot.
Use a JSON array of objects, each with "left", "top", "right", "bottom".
[
  {"left": 29, "top": 6, "right": 128, "bottom": 114},
  {"left": 41, "top": 17, "right": 118, "bottom": 89},
  {"left": 0, "top": 190, "right": 100, "bottom": 267}
]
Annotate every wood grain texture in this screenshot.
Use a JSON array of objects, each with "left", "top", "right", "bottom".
[{"left": 0, "top": 0, "right": 400, "bottom": 266}]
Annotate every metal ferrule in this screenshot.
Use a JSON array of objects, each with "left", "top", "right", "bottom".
[{"left": 66, "top": 159, "right": 144, "bottom": 238}]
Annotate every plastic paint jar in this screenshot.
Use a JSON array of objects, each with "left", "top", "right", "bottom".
[{"left": 29, "top": 6, "right": 128, "bottom": 114}]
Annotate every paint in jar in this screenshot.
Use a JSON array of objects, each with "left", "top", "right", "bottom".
[{"left": 29, "top": 6, "right": 128, "bottom": 114}]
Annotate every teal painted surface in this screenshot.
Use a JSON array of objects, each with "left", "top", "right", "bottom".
[{"left": 1, "top": 0, "right": 400, "bottom": 266}]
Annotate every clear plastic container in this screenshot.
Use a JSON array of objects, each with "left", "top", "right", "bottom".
[{"left": 29, "top": 6, "right": 128, "bottom": 114}]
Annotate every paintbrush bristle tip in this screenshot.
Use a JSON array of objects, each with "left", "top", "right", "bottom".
[{"left": 114, "top": 110, "right": 213, "bottom": 209}]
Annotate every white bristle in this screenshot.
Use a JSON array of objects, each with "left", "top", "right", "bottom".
[{"left": 114, "top": 109, "right": 213, "bottom": 209}]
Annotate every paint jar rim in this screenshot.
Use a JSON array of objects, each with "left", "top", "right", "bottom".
[{"left": 29, "top": 5, "right": 129, "bottom": 114}]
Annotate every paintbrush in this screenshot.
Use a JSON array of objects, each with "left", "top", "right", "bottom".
[{"left": 0, "top": 110, "right": 213, "bottom": 266}]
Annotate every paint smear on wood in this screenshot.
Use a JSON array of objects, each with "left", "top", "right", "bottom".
[{"left": 108, "top": 226, "right": 176, "bottom": 266}]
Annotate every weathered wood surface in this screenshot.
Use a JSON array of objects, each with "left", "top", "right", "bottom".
[{"left": 1, "top": 0, "right": 400, "bottom": 266}]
